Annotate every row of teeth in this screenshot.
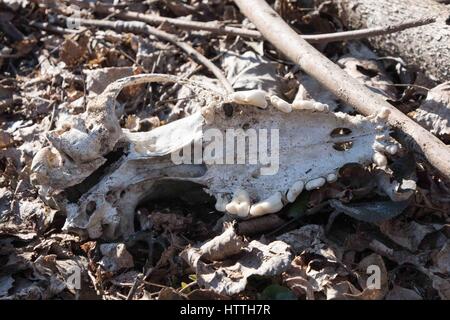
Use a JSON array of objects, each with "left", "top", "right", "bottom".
[
  {"left": 229, "top": 90, "right": 330, "bottom": 113},
  {"left": 371, "top": 107, "right": 399, "bottom": 168},
  {"left": 217, "top": 91, "right": 398, "bottom": 217},
  {"left": 215, "top": 173, "right": 338, "bottom": 218}
]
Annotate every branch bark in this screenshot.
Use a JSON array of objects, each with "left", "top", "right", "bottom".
[{"left": 233, "top": 0, "right": 450, "bottom": 180}]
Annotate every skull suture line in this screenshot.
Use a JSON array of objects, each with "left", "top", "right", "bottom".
[{"left": 31, "top": 74, "right": 399, "bottom": 239}]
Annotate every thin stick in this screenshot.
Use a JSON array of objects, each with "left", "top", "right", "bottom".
[
  {"left": 58, "top": 16, "right": 234, "bottom": 94},
  {"left": 67, "top": 0, "right": 261, "bottom": 38},
  {"left": 233, "top": 0, "right": 450, "bottom": 180},
  {"left": 29, "top": 21, "right": 78, "bottom": 34},
  {"left": 67, "top": 0, "right": 434, "bottom": 43},
  {"left": 302, "top": 17, "right": 435, "bottom": 43}
]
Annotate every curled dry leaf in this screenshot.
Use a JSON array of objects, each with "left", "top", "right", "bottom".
[
  {"left": 99, "top": 243, "right": 134, "bottom": 272},
  {"left": 283, "top": 254, "right": 355, "bottom": 300},
  {"left": 59, "top": 37, "right": 88, "bottom": 67},
  {"left": 276, "top": 224, "right": 325, "bottom": 255},
  {"left": 84, "top": 66, "right": 139, "bottom": 96},
  {"left": 345, "top": 253, "right": 388, "bottom": 300},
  {"left": 181, "top": 223, "right": 292, "bottom": 295},
  {"left": 411, "top": 82, "right": 450, "bottom": 139},
  {"left": 280, "top": 225, "right": 360, "bottom": 300},
  {"left": 379, "top": 219, "right": 438, "bottom": 252},
  {"left": 199, "top": 222, "right": 247, "bottom": 261},
  {"left": 222, "top": 51, "right": 280, "bottom": 94}
]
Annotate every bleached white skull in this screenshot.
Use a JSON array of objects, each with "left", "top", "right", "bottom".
[{"left": 31, "top": 74, "right": 399, "bottom": 239}]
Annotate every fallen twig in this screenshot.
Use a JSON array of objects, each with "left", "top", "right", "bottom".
[
  {"left": 29, "top": 21, "right": 78, "bottom": 34},
  {"left": 67, "top": 0, "right": 434, "bottom": 43},
  {"left": 233, "top": 0, "right": 450, "bottom": 180},
  {"left": 301, "top": 17, "right": 435, "bottom": 43},
  {"left": 58, "top": 16, "right": 234, "bottom": 93}
]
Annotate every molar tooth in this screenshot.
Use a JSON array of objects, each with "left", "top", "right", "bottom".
[
  {"left": 313, "top": 102, "right": 330, "bottom": 112},
  {"left": 249, "top": 192, "right": 284, "bottom": 217},
  {"left": 225, "top": 189, "right": 251, "bottom": 217},
  {"left": 326, "top": 173, "right": 337, "bottom": 183},
  {"left": 292, "top": 100, "right": 316, "bottom": 110},
  {"left": 378, "top": 107, "right": 391, "bottom": 120},
  {"left": 305, "top": 177, "right": 326, "bottom": 190},
  {"left": 375, "top": 134, "right": 386, "bottom": 141},
  {"left": 229, "top": 90, "right": 267, "bottom": 109},
  {"left": 286, "top": 180, "right": 304, "bottom": 202},
  {"left": 372, "top": 141, "right": 386, "bottom": 153},
  {"left": 375, "top": 125, "right": 385, "bottom": 131},
  {"left": 385, "top": 144, "right": 399, "bottom": 155},
  {"left": 270, "top": 95, "right": 292, "bottom": 113},
  {"left": 373, "top": 152, "right": 388, "bottom": 167}
]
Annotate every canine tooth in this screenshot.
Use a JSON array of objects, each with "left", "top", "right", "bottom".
[
  {"left": 305, "top": 177, "right": 326, "bottom": 190},
  {"left": 249, "top": 192, "right": 283, "bottom": 217},
  {"left": 314, "top": 102, "right": 329, "bottom": 112},
  {"left": 373, "top": 152, "right": 388, "bottom": 167},
  {"left": 286, "top": 180, "right": 304, "bottom": 202},
  {"left": 292, "top": 100, "right": 316, "bottom": 110},
  {"left": 385, "top": 144, "right": 398, "bottom": 155},
  {"left": 215, "top": 194, "right": 229, "bottom": 212},
  {"left": 326, "top": 173, "right": 337, "bottom": 183},
  {"left": 225, "top": 189, "right": 251, "bottom": 217},
  {"left": 270, "top": 95, "right": 292, "bottom": 113},
  {"left": 230, "top": 90, "right": 267, "bottom": 108},
  {"left": 378, "top": 107, "right": 391, "bottom": 120}
]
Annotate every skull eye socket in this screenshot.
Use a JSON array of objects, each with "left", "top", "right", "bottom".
[{"left": 330, "top": 127, "right": 352, "bottom": 137}]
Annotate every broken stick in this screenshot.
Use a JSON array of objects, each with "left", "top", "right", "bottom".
[{"left": 233, "top": 0, "right": 450, "bottom": 180}]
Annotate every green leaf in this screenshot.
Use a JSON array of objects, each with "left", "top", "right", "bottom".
[
  {"left": 258, "top": 284, "right": 297, "bottom": 300},
  {"left": 188, "top": 274, "right": 197, "bottom": 282}
]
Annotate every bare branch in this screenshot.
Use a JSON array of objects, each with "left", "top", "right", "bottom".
[{"left": 233, "top": 0, "right": 450, "bottom": 180}]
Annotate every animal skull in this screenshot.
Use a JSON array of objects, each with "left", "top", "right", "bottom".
[{"left": 31, "top": 74, "right": 399, "bottom": 239}]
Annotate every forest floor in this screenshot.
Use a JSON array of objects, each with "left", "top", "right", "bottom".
[{"left": 0, "top": 0, "right": 449, "bottom": 300}]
